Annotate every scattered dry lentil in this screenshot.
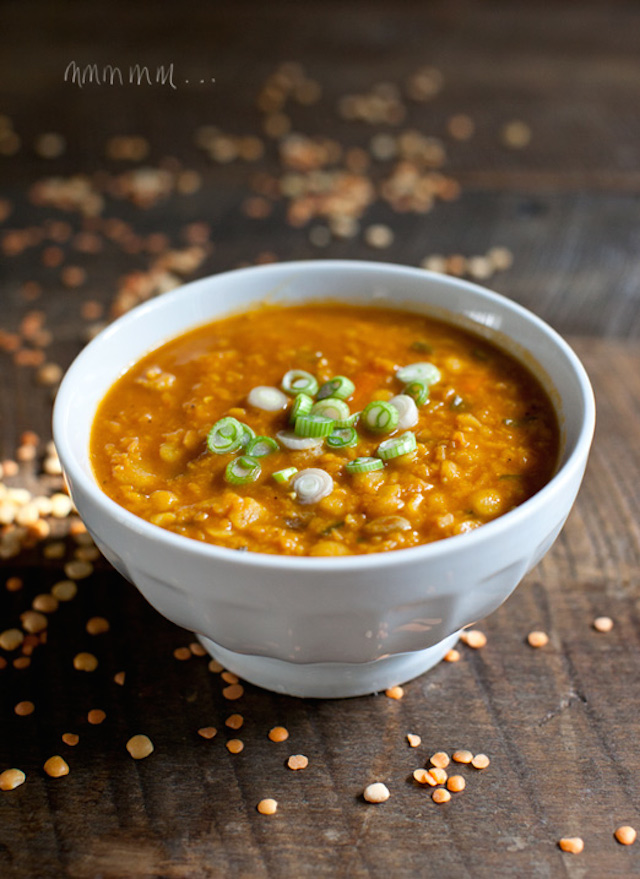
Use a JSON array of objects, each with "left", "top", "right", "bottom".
[
  {"left": 189, "top": 641, "right": 207, "bottom": 657},
  {"left": 32, "top": 594, "right": 58, "bottom": 613},
  {"left": 20, "top": 610, "right": 48, "bottom": 634},
  {"left": 222, "top": 684, "right": 244, "bottom": 701},
  {"left": 364, "top": 224, "right": 394, "bottom": 249},
  {"left": 64, "top": 559, "right": 93, "bottom": 580},
  {"left": 432, "top": 788, "right": 451, "bottom": 804},
  {"left": 62, "top": 733, "right": 79, "bottom": 746},
  {"left": 471, "top": 754, "right": 490, "bottom": 769},
  {"left": 444, "top": 648, "right": 461, "bottom": 662},
  {"left": 13, "top": 657, "right": 31, "bottom": 670},
  {"left": 6, "top": 576, "right": 23, "bottom": 592},
  {"left": 614, "top": 826, "right": 636, "bottom": 846},
  {"left": 86, "top": 616, "right": 110, "bottom": 635},
  {"left": 198, "top": 727, "right": 217, "bottom": 739},
  {"left": 502, "top": 120, "right": 532, "bottom": 148},
  {"left": 558, "top": 837, "right": 584, "bottom": 854},
  {"left": 220, "top": 670, "right": 239, "bottom": 685},
  {"left": 225, "top": 714, "right": 244, "bottom": 730},
  {"left": 407, "top": 733, "right": 421, "bottom": 748},
  {"left": 73, "top": 652, "right": 98, "bottom": 672},
  {"left": 385, "top": 685, "right": 404, "bottom": 700},
  {"left": 447, "top": 775, "right": 466, "bottom": 792},
  {"left": 226, "top": 739, "right": 244, "bottom": 754},
  {"left": 287, "top": 754, "right": 309, "bottom": 771},
  {"left": 114, "top": 671, "right": 125, "bottom": 686},
  {"left": 257, "top": 798, "right": 278, "bottom": 815},
  {"left": 44, "top": 756, "right": 69, "bottom": 778},
  {"left": 0, "top": 629, "right": 24, "bottom": 651},
  {"left": 430, "top": 752, "right": 450, "bottom": 769},
  {"left": 126, "top": 735, "right": 154, "bottom": 759},
  {"left": 593, "top": 616, "right": 614, "bottom": 633},
  {"left": 452, "top": 750, "right": 474, "bottom": 764},
  {"left": 50, "top": 494, "right": 73, "bottom": 518},
  {"left": 52, "top": 580, "right": 77, "bottom": 601},
  {"left": 208, "top": 659, "right": 224, "bottom": 673},
  {"left": 173, "top": 647, "right": 191, "bottom": 661},
  {"left": 413, "top": 768, "right": 430, "bottom": 785},
  {"left": 0, "top": 769, "right": 26, "bottom": 790},
  {"left": 363, "top": 782, "right": 390, "bottom": 803},
  {"left": 427, "top": 767, "right": 448, "bottom": 786},
  {"left": 87, "top": 709, "right": 106, "bottom": 725},
  {"left": 460, "top": 630, "right": 487, "bottom": 649},
  {"left": 268, "top": 726, "right": 289, "bottom": 743},
  {"left": 14, "top": 701, "right": 34, "bottom": 716},
  {"left": 527, "top": 631, "right": 549, "bottom": 648}
]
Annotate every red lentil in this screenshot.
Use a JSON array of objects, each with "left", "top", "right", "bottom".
[{"left": 44, "top": 756, "right": 69, "bottom": 778}]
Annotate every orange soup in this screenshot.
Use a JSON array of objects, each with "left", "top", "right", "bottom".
[{"left": 91, "top": 303, "right": 559, "bottom": 556}]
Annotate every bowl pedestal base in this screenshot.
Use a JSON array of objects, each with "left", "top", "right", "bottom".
[{"left": 197, "top": 631, "right": 461, "bottom": 699}]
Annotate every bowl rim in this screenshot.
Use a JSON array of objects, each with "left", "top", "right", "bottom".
[{"left": 53, "top": 259, "right": 596, "bottom": 572}]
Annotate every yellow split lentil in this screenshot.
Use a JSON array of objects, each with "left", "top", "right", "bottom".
[
  {"left": 527, "top": 630, "right": 549, "bottom": 648},
  {"left": 363, "top": 782, "right": 390, "bottom": 803},
  {"left": 0, "top": 768, "right": 26, "bottom": 790},
  {"left": 44, "top": 756, "right": 69, "bottom": 778},
  {"left": 126, "top": 734, "right": 154, "bottom": 759},
  {"left": 614, "top": 826, "right": 636, "bottom": 846},
  {"left": 257, "top": 798, "right": 278, "bottom": 815},
  {"left": 558, "top": 837, "right": 584, "bottom": 854},
  {"left": 90, "top": 304, "right": 559, "bottom": 556}
]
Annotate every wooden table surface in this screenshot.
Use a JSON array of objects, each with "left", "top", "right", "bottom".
[{"left": 1, "top": 2, "right": 639, "bottom": 876}]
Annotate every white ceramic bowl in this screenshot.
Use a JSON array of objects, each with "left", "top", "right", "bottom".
[{"left": 53, "top": 261, "right": 595, "bottom": 698}]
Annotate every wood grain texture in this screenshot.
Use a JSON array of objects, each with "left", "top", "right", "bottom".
[{"left": 1, "top": 1, "right": 639, "bottom": 877}]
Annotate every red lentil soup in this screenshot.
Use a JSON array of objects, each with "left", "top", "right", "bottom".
[{"left": 91, "top": 303, "right": 559, "bottom": 556}]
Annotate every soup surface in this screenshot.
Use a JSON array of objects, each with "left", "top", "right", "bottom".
[{"left": 91, "top": 303, "right": 559, "bottom": 556}]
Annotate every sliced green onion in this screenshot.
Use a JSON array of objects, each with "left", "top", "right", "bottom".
[
  {"left": 276, "top": 430, "right": 324, "bottom": 451},
  {"left": 290, "top": 393, "right": 313, "bottom": 423},
  {"left": 326, "top": 427, "right": 358, "bottom": 449},
  {"left": 403, "top": 380, "right": 429, "bottom": 406},
  {"left": 317, "top": 376, "right": 355, "bottom": 400},
  {"left": 207, "top": 417, "right": 248, "bottom": 455},
  {"left": 245, "top": 435, "right": 279, "bottom": 457},
  {"left": 224, "top": 455, "right": 261, "bottom": 485},
  {"left": 389, "top": 394, "right": 419, "bottom": 430},
  {"left": 345, "top": 457, "right": 384, "bottom": 474},
  {"left": 239, "top": 423, "right": 255, "bottom": 447},
  {"left": 247, "top": 385, "right": 288, "bottom": 411},
  {"left": 294, "top": 414, "right": 335, "bottom": 438},
  {"left": 311, "top": 398, "right": 350, "bottom": 421},
  {"left": 361, "top": 401, "right": 399, "bottom": 434},
  {"left": 335, "top": 410, "right": 360, "bottom": 428},
  {"left": 396, "top": 362, "right": 441, "bottom": 386},
  {"left": 281, "top": 369, "right": 319, "bottom": 396},
  {"left": 376, "top": 431, "right": 417, "bottom": 461},
  {"left": 292, "top": 468, "right": 334, "bottom": 504},
  {"left": 273, "top": 467, "right": 298, "bottom": 484}
]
